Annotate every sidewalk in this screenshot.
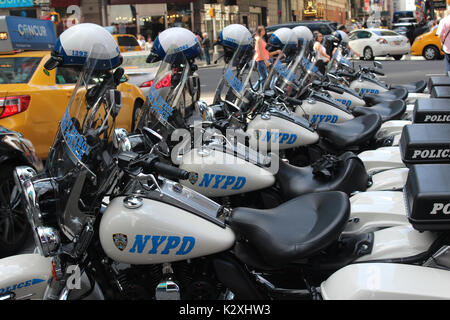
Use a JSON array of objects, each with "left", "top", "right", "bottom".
[{"left": 196, "top": 50, "right": 226, "bottom": 68}]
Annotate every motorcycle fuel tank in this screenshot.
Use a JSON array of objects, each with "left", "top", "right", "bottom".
[
  {"left": 327, "top": 89, "right": 366, "bottom": 108},
  {"left": 295, "top": 98, "right": 354, "bottom": 124},
  {"left": 246, "top": 113, "right": 319, "bottom": 150},
  {"left": 350, "top": 79, "right": 388, "bottom": 95},
  {"left": 99, "top": 196, "right": 236, "bottom": 265},
  {"left": 179, "top": 148, "right": 275, "bottom": 197},
  {"left": 358, "top": 146, "right": 405, "bottom": 174}
]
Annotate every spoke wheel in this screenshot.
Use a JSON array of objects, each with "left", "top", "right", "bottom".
[{"left": 0, "top": 164, "right": 30, "bottom": 257}]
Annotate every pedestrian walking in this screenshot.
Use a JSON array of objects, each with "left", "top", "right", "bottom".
[
  {"left": 137, "top": 34, "right": 146, "bottom": 49},
  {"left": 437, "top": 10, "right": 450, "bottom": 72},
  {"left": 144, "top": 36, "right": 153, "bottom": 51},
  {"left": 202, "top": 32, "right": 211, "bottom": 65},
  {"left": 313, "top": 31, "right": 330, "bottom": 75},
  {"left": 254, "top": 25, "right": 282, "bottom": 91},
  {"left": 195, "top": 31, "right": 203, "bottom": 61}
]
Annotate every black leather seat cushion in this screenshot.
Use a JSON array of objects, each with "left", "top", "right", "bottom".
[
  {"left": 352, "top": 99, "right": 406, "bottom": 122},
  {"left": 363, "top": 88, "right": 408, "bottom": 105},
  {"left": 431, "top": 86, "right": 450, "bottom": 99},
  {"left": 390, "top": 80, "right": 427, "bottom": 93},
  {"left": 316, "top": 113, "right": 382, "bottom": 149},
  {"left": 276, "top": 152, "right": 368, "bottom": 200},
  {"left": 428, "top": 76, "right": 450, "bottom": 92},
  {"left": 229, "top": 191, "right": 350, "bottom": 266}
]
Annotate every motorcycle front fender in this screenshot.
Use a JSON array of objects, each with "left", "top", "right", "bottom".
[{"left": 0, "top": 254, "right": 51, "bottom": 300}]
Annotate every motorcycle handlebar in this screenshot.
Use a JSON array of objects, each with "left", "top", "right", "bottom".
[
  {"left": 153, "top": 161, "right": 190, "bottom": 180},
  {"left": 284, "top": 96, "right": 303, "bottom": 105},
  {"left": 371, "top": 69, "right": 385, "bottom": 76}
]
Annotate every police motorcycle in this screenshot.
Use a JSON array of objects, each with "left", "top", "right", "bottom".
[
  {"left": 0, "top": 25, "right": 444, "bottom": 302},
  {"left": 133, "top": 26, "right": 370, "bottom": 210},
  {"left": 0, "top": 127, "right": 43, "bottom": 257}
]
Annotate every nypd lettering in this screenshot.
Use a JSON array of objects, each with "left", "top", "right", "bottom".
[
  {"left": 335, "top": 98, "right": 352, "bottom": 107},
  {"left": 430, "top": 203, "right": 450, "bottom": 215},
  {"left": 148, "top": 86, "right": 174, "bottom": 121},
  {"left": 198, "top": 173, "right": 246, "bottom": 190},
  {"left": 0, "top": 278, "right": 45, "bottom": 294},
  {"left": 411, "top": 149, "right": 450, "bottom": 159},
  {"left": 423, "top": 114, "right": 450, "bottom": 123},
  {"left": 224, "top": 67, "right": 243, "bottom": 93},
  {"left": 359, "top": 88, "right": 380, "bottom": 95},
  {"left": 310, "top": 114, "right": 339, "bottom": 124},
  {"left": 60, "top": 110, "right": 90, "bottom": 160},
  {"left": 263, "top": 131, "right": 297, "bottom": 144},
  {"left": 129, "top": 235, "right": 195, "bottom": 255},
  {"left": 274, "top": 60, "right": 295, "bottom": 82}
]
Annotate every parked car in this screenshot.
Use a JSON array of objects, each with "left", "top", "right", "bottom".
[
  {"left": 113, "top": 34, "right": 142, "bottom": 52},
  {"left": 392, "top": 11, "right": 416, "bottom": 24},
  {"left": 349, "top": 28, "right": 411, "bottom": 60},
  {"left": 411, "top": 26, "right": 444, "bottom": 60}
]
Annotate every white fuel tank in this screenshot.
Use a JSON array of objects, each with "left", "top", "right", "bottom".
[
  {"left": 327, "top": 89, "right": 366, "bottom": 108},
  {"left": 321, "top": 263, "right": 450, "bottom": 300},
  {"left": 295, "top": 98, "right": 354, "bottom": 124},
  {"left": 350, "top": 79, "right": 388, "bottom": 95},
  {"left": 99, "top": 197, "right": 236, "bottom": 265},
  {"left": 375, "top": 120, "right": 411, "bottom": 141},
  {"left": 179, "top": 148, "right": 275, "bottom": 197},
  {"left": 246, "top": 114, "right": 319, "bottom": 150}
]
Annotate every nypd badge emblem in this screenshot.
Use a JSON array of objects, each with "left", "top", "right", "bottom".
[
  {"left": 113, "top": 233, "right": 128, "bottom": 251},
  {"left": 189, "top": 172, "right": 198, "bottom": 185}
]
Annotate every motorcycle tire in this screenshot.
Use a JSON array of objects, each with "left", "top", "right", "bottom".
[{"left": 0, "top": 163, "right": 31, "bottom": 258}]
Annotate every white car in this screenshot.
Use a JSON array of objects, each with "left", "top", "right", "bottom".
[{"left": 348, "top": 28, "right": 411, "bottom": 61}]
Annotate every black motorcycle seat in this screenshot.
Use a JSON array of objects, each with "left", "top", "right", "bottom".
[
  {"left": 275, "top": 152, "right": 369, "bottom": 200},
  {"left": 229, "top": 191, "right": 350, "bottom": 266},
  {"left": 316, "top": 113, "right": 382, "bottom": 149},
  {"left": 351, "top": 99, "right": 406, "bottom": 122},
  {"left": 362, "top": 88, "right": 408, "bottom": 105},
  {"left": 390, "top": 80, "right": 427, "bottom": 93}
]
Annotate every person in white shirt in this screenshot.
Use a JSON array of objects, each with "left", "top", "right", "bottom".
[{"left": 313, "top": 31, "right": 330, "bottom": 74}]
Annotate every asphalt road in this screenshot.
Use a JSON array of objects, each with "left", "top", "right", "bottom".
[{"left": 19, "top": 57, "right": 448, "bottom": 255}]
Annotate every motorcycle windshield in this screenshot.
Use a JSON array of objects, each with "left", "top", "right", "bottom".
[
  {"left": 327, "top": 46, "right": 350, "bottom": 72},
  {"left": 212, "top": 42, "right": 257, "bottom": 109},
  {"left": 135, "top": 48, "right": 190, "bottom": 141},
  {"left": 264, "top": 32, "right": 299, "bottom": 92},
  {"left": 45, "top": 43, "right": 121, "bottom": 240}
]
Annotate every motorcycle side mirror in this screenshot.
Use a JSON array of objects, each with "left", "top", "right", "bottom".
[
  {"left": 143, "top": 127, "right": 163, "bottom": 145},
  {"left": 374, "top": 61, "right": 383, "bottom": 69},
  {"left": 107, "top": 89, "right": 122, "bottom": 119},
  {"left": 113, "top": 128, "right": 131, "bottom": 151}
]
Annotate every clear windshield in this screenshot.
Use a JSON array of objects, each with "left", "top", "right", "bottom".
[
  {"left": 263, "top": 32, "right": 299, "bottom": 92},
  {"left": 45, "top": 43, "right": 122, "bottom": 240},
  {"left": 327, "top": 45, "right": 351, "bottom": 73},
  {"left": 212, "top": 43, "right": 257, "bottom": 109},
  {"left": 135, "top": 48, "right": 190, "bottom": 141}
]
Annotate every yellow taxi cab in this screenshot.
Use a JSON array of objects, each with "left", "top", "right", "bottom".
[
  {"left": 411, "top": 26, "right": 444, "bottom": 60},
  {"left": 112, "top": 34, "right": 142, "bottom": 52}
]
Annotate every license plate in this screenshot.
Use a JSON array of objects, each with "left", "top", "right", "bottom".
[{"left": 394, "top": 41, "right": 401, "bottom": 45}]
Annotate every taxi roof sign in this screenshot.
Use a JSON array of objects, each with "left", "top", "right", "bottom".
[{"left": 0, "top": 16, "right": 56, "bottom": 53}]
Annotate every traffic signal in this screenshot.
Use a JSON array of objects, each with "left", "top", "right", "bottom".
[{"left": 209, "top": 7, "right": 215, "bottom": 17}]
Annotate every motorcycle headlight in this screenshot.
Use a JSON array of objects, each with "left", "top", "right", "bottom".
[{"left": 13, "top": 166, "right": 61, "bottom": 257}]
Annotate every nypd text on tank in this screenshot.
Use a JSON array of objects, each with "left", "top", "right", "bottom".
[
  {"left": 129, "top": 235, "right": 196, "bottom": 255},
  {"left": 198, "top": 173, "right": 246, "bottom": 190}
]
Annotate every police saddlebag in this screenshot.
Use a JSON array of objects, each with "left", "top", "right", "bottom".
[
  {"left": 405, "top": 164, "right": 450, "bottom": 231},
  {"left": 431, "top": 86, "right": 450, "bottom": 99},
  {"left": 399, "top": 124, "right": 450, "bottom": 166},
  {"left": 413, "top": 98, "right": 450, "bottom": 124},
  {"left": 428, "top": 76, "right": 450, "bottom": 92}
]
